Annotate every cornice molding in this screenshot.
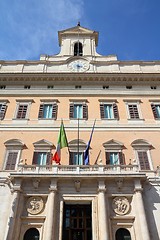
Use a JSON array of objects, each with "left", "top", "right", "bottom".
[{"left": 0, "top": 73, "right": 160, "bottom": 85}]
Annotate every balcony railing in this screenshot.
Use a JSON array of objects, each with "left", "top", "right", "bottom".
[{"left": 17, "top": 164, "right": 140, "bottom": 175}]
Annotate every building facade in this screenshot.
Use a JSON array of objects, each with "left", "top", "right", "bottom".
[{"left": 0, "top": 24, "right": 160, "bottom": 240}]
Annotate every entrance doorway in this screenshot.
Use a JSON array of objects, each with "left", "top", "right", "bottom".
[
  {"left": 62, "top": 204, "right": 92, "bottom": 240},
  {"left": 23, "top": 228, "right": 40, "bottom": 240},
  {"left": 115, "top": 228, "right": 131, "bottom": 240}
]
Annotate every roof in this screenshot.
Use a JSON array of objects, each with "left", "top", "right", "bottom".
[{"left": 58, "top": 25, "right": 99, "bottom": 46}]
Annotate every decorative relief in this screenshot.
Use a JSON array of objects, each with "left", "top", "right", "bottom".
[
  {"left": 32, "top": 179, "right": 40, "bottom": 189},
  {"left": 112, "top": 197, "right": 130, "bottom": 215},
  {"left": 74, "top": 180, "right": 81, "bottom": 192},
  {"left": 26, "top": 196, "right": 44, "bottom": 215}
]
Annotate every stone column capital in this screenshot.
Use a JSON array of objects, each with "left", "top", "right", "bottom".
[
  {"left": 98, "top": 180, "right": 107, "bottom": 193},
  {"left": 49, "top": 179, "right": 58, "bottom": 192}
]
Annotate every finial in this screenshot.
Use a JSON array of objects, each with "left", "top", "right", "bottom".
[{"left": 77, "top": 21, "right": 80, "bottom": 26}]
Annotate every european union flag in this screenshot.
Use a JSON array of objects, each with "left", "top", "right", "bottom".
[{"left": 84, "top": 120, "right": 96, "bottom": 165}]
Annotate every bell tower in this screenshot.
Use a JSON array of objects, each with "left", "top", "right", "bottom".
[{"left": 58, "top": 23, "right": 99, "bottom": 57}]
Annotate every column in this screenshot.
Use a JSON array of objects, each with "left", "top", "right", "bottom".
[
  {"left": 98, "top": 180, "right": 110, "bottom": 240},
  {"left": 134, "top": 179, "right": 150, "bottom": 240},
  {"left": 44, "top": 179, "right": 57, "bottom": 240},
  {"left": 6, "top": 189, "right": 21, "bottom": 240}
]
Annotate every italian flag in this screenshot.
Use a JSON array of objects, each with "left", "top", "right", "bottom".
[{"left": 53, "top": 121, "right": 68, "bottom": 164}]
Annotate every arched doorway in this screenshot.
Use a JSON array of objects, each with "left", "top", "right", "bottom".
[
  {"left": 23, "top": 228, "right": 40, "bottom": 240},
  {"left": 115, "top": 228, "right": 131, "bottom": 240}
]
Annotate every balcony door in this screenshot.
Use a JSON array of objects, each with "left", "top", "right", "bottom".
[{"left": 62, "top": 204, "right": 92, "bottom": 240}]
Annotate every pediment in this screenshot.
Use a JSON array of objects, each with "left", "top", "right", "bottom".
[
  {"left": 69, "top": 139, "right": 86, "bottom": 146},
  {"left": 103, "top": 139, "right": 124, "bottom": 149},
  {"left": 58, "top": 25, "right": 98, "bottom": 46},
  {"left": 4, "top": 139, "right": 24, "bottom": 147},
  {"left": 131, "top": 139, "right": 152, "bottom": 149},
  {"left": 33, "top": 139, "right": 53, "bottom": 147},
  {"left": 59, "top": 25, "right": 96, "bottom": 34}
]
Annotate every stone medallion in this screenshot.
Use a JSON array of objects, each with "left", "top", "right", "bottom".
[
  {"left": 112, "top": 197, "right": 130, "bottom": 215},
  {"left": 26, "top": 196, "right": 44, "bottom": 215}
]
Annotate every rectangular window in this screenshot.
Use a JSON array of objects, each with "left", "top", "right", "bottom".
[
  {"left": 137, "top": 151, "right": 150, "bottom": 170},
  {"left": 74, "top": 104, "right": 83, "bottom": 118},
  {"left": 5, "top": 151, "right": 18, "bottom": 170},
  {"left": 0, "top": 103, "right": 7, "bottom": 120},
  {"left": 70, "top": 103, "right": 88, "bottom": 119},
  {"left": 32, "top": 152, "right": 52, "bottom": 165},
  {"left": 38, "top": 104, "right": 57, "bottom": 119},
  {"left": 106, "top": 152, "right": 124, "bottom": 165},
  {"left": 128, "top": 104, "right": 140, "bottom": 119},
  {"left": 16, "top": 104, "right": 28, "bottom": 119},
  {"left": 151, "top": 104, "right": 160, "bottom": 119},
  {"left": 100, "top": 103, "right": 119, "bottom": 119},
  {"left": 70, "top": 152, "right": 84, "bottom": 165}
]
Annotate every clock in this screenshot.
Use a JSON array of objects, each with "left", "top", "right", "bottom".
[{"left": 68, "top": 60, "right": 89, "bottom": 72}]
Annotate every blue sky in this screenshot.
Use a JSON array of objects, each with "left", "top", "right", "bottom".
[{"left": 0, "top": 0, "right": 160, "bottom": 61}]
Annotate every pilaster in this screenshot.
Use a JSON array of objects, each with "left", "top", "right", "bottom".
[
  {"left": 6, "top": 178, "right": 22, "bottom": 240},
  {"left": 44, "top": 179, "right": 57, "bottom": 240},
  {"left": 98, "top": 180, "right": 110, "bottom": 240},
  {"left": 134, "top": 179, "right": 150, "bottom": 240}
]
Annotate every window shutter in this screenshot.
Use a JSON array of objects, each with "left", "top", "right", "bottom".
[
  {"left": 113, "top": 103, "right": 119, "bottom": 119},
  {"left": 46, "top": 152, "right": 52, "bottom": 165},
  {"left": 105, "top": 152, "right": 110, "bottom": 165},
  {"left": 5, "top": 152, "right": 18, "bottom": 170},
  {"left": 69, "top": 152, "right": 74, "bottom": 165},
  {"left": 83, "top": 104, "right": 88, "bottom": 119},
  {"left": 32, "top": 152, "right": 39, "bottom": 165},
  {"left": 128, "top": 104, "right": 139, "bottom": 119},
  {"left": 151, "top": 104, "right": 158, "bottom": 119},
  {"left": 100, "top": 104, "right": 105, "bottom": 119},
  {"left": 38, "top": 104, "right": 44, "bottom": 118},
  {"left": 69, "top": 104, "right": 74, "bottom": 119},
  {"left": 0, "top": 104, "right": 7, "bottom": 120},
  {"left": 138, "top": 151, "right": 150, "bottom": 170},
  {"left": 119, "top": 152, "right": 125, "bottom": 164},
  {"left": 17, "top": 105, "right": 28, "bottom": 119},
  {"left": 52, "top": 103, "right": 58, "bottom": 119}
]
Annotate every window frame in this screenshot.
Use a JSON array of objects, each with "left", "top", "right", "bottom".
[
  {"left": 14, "top": 99, "right": 33, "bottom": 120},
  {"left": 124, "top": 100, "right": 142, "bottom": 120},
  {"left": 4, "top": 139, "right": 24, "bottom": 170},
  {"left": 69, "top": 100, "right": 88, "bottom": 120},
  {"left": 99, "top": 100, "right": 119, "bottom": 120},
  {"left": 32, "top": 139, "right": 54, "bottom": 165},
  {"left": 38, "top": 100, "right": 58, "bottom": 120},
  {"left": 103, "top": 140, "right": 125, "bottom": 165},
  {"left": 68, "top": 139, "right": 86, "bottom": 165},
  {"left": 131, "top": 139, "right": 153, "bottom": 171},
  {"left": 105, "top": 150, "right": 124, "bottom": 165},
  {"left": 151, "top": 102, "right": 160, "bottom": 119},
  {"left": 0, "top": 100, "right": 8, "bottom": 120}
]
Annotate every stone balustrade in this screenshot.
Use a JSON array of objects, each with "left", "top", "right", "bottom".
[{"left": 17, "top": 164, "right": 139, "bottom": 175}]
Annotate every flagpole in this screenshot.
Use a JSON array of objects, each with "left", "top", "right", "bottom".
[{"left": 77, "top": 118, "right": 79, "bottom": 164}]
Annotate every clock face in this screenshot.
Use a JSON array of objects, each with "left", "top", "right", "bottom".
[{"left": 68, "top": 60, "right": 89, "bottom": 72}]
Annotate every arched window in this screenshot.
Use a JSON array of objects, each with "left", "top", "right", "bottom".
[
  {"left": 4, "top": 139, "right": 25, "bottom": 170},
  {"left": 115, "top": 228, "right": 131, "bottom": 240},
  {"left": 74, "top": 42, "right": 83, "bottom": 56},
  {"left": 23, "top": 228, "right": 39, "bottom": 240},
  {"left": 131, "top": 139, "right": 153, "bottom": 170}
]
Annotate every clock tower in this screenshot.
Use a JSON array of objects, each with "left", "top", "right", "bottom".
[{"left": 58, "top": 23, "right": 99, "bottom": 57}]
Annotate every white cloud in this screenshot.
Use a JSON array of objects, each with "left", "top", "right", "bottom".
[{"left": 0, "top": 0, "right": 84, "bottom": 60}]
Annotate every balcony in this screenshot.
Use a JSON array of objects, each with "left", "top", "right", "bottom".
[{"left": 17, "top": 164, "right": 141, "bottom": 175}]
